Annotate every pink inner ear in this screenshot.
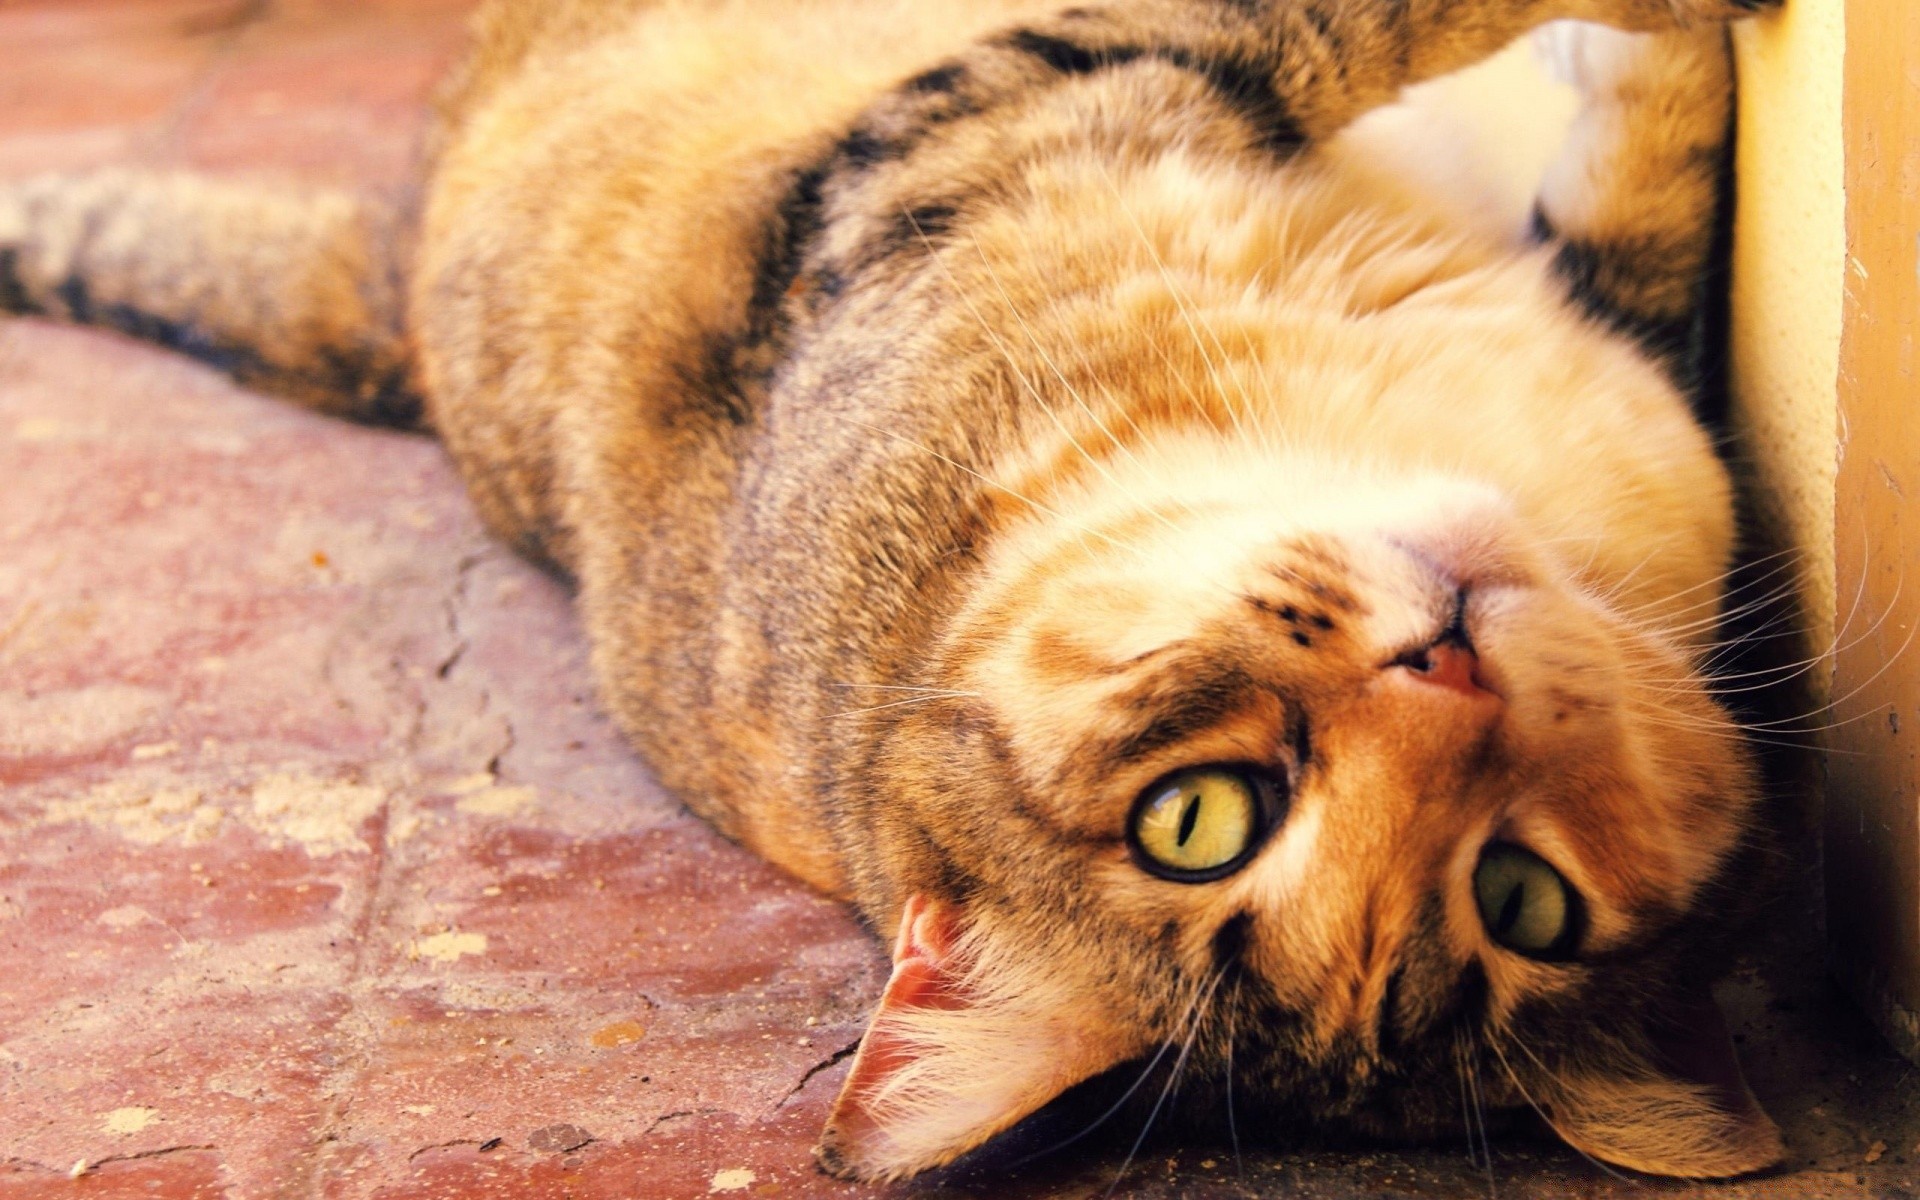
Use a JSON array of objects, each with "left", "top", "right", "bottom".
[
  {"left": 819, "top": 895, "right": 1147, "bottom": 1179},
  {"left": 829, "top": 895, "right": 972, "bottom": 1141},
  {"left": 888, "top": 895, "right": 963, "bottom": 983}
]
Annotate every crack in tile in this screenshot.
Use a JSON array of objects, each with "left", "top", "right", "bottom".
[
  {"left": 417, "top": 548, "right": 515, "bottom": 774},
  {"left": 527, "top": 1122, "right": 595, "bottom": 1154},
  {"left": 86, "top": 1144, "right": 218, "bottom": 1170},
  {"left": 772, "top": 1037, "right": 863, "bottom": 1112},
  {"left": 140, "top": 0, "right": 281, "bottom": 166},
  {"left": 642, "top": 1108, "right": 722, "bottom": 1137},
  {"left": 485, "top": 714, "right": 516, "bottom": 778},
  {"left": 291, "top": 544, "right": 512, "bottom": 1197},
  {"left": 294, "top": 794, "right": 401, "bottom": 1198},
  {"left": 433, "top": 550, "right": 486, "bottom": 683},
  {"left": 8, "top": 1146, "right": 223, "bottom": 1182},
  {"left": 405, "top": 1138, "right": 488, "bottom": 1162},
  {"left": 432, "top": 641, "right": 467, "bottom": 680}
]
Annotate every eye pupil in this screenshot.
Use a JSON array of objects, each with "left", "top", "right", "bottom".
[
  {"left": 1128, "top": 768, "right": 1275, "bottom": 882},
  {"left": 1495, "top": 881, "right": 1526, "bottom": 936},
  {"left": 1177, "top": 795, "right": 1202, "bottom": 846}
]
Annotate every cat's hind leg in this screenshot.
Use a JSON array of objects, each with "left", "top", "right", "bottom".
[{"left": 1530, "top": 22, "right": 1737, "bottom": 417}]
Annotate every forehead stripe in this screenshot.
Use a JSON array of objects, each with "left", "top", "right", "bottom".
[{"left": 1093, "top": 665, "right": 1269, "bottom": 768}]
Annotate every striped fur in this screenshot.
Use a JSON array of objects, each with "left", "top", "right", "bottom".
[
  {"left": 1, "top": 0, "right": 1784, "bottom": 1181},
  {"left": 0, "top": 170, "right": 415, "bottom": 422}
]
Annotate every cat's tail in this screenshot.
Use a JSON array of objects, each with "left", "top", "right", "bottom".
[{"left": 0, "top": 169, "right": 420, "bottom": 426}]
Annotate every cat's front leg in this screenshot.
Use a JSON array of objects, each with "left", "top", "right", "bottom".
[
  {"left": 1531, "top": 22, "right": 1738, "bottom": 415},
  {"left": 1003, "top": 0, "right": 1779, "bottom": 146}
]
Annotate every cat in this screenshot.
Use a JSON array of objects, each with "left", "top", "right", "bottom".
[{"left": 0, "top": 0, "right": 1787, "bottom": 1182}]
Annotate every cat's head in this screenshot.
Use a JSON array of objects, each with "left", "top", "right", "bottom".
[{"left": 818, "top": 433, "right": 1781, "bottom": 1182}]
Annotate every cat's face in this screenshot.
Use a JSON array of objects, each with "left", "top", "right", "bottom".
[{"left": 820, "top": 433, "right": 1781, "bottom": 1181}]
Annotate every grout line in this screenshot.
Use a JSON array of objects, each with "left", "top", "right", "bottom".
[{"left": 285, "top": 789, "right": 403, "bottom": 1200}]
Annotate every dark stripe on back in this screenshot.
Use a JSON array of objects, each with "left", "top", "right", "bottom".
[
  {"left": 1164, "top": 45, "right": 1306, "bottom": 153},
  {"left": 723, "top": 19, "right": 1314, "bottom": 424},
  {"left": 1002, "top": 28, "right": 1305, "bottom": 153},
  {"left": 1003, "top": 29, "right": 1145, "bottom": 75},
  {"left": 835, "top": 125, "right": 906, "bottom": 170},
  {"left": 843, "top": 201, "right": 965, "bottom": 282},
  {"left": 1295, "top": 3, "right": 1348, "bottom": 83},
  {"left": 901, "top": 203, "right": 959, "bottom": 241},
  {"left": 698, "top": 157, "right": 835, "bottom": 426},
  {"left": 753, "top": 159, "right": 832, "bottom": 325},
  {"left": 905, "top": 63, "right": 967, "bottom": 94}
]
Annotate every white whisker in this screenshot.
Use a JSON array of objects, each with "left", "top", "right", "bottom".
[
  {"left": 1106, "top": 967, "right": 1225, "bottom": 1198},
  {"left": 1484, "top": 1036, "right": 1634, "bottom": 1185},
  {"left": 828, "top": 693, "right": 976, "bottom": 719}
]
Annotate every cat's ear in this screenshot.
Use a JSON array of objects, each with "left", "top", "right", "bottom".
[
  {"left": 815, "top": 894, "right": 1142, "bottom": 1181},
  {"left": 1535, "top": 987, "right": 1783, "bottom": 1178}
]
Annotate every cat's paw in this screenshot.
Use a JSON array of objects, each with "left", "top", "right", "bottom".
[
  {"left": 1663, "top": 0, "right": 1782, "bottom": 21},
  {"left": 1535, "top": 21, "right": 1619, "bottom": 92},
  {"left": 1535, "top": 20, "right": 1730, "bottom": 104}
]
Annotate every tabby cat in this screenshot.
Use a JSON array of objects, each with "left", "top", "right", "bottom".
[{"left": 0, "top": 0, "right": 1786, "bottom": 1181}]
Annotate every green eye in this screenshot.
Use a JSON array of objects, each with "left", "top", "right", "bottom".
[
  {"left": 1129, "top": 768, "right": 1267, "bottom": 881},
  {"left": 1474, "top": 842, "right": 1582, "bottom": 959}
]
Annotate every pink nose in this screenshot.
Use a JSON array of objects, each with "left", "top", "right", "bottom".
[{"left": 1395, "top": 640, "right": 1492, "bottom": 698}]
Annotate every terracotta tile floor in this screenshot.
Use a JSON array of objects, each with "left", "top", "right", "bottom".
[{"left": 1, "top": 3, "right": 1916, "bottom": 1197}]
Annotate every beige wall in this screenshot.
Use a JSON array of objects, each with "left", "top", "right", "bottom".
[
  {"left": 1826, "top": 0, "right": 1920, "bottom": 1062},
  {"left": 1730, "top": 0, "right": 1847, "bottom": 688}
]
